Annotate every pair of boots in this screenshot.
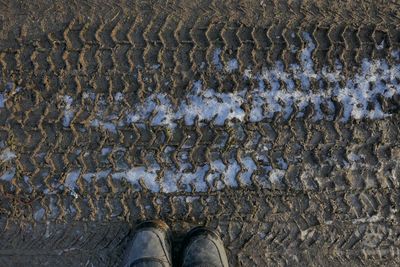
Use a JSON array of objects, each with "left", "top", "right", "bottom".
[{"left": 122, "top": 220, "right": 229, "bottom": 267}]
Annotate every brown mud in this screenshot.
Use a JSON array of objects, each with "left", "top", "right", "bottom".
[{"left": 1, "top": 0, "right": 400, "bottom": 266}]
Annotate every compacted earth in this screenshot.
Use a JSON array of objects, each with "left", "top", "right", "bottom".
[{"left": 0, "top": 0, "right": 400, "bottom": 266}]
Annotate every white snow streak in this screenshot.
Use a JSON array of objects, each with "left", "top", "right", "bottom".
[
  {"left": 88, "top": 33, "right": 400, "bottom": 131},
  {"left": 62, "top": 95, "right": 74, "bottom": 127}
]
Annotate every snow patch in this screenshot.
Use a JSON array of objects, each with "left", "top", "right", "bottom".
[
  {"left": 226, "top": 59, "right": 239, "bottom": 72},
  {"left": 212, "top": 48, "right": 223, "bottom": 70},
  {"left": 90, "top": 119, "right": 117, "bottom": 133},
  {"left": 0, "top": 93, "right": 4, "bottom": 108},
  {"left": 0, "top": 168, "right": 16, "bottom": 181},
  {"left": 101, "top": 147, "right": 112, "bottom": 156},
  {"left": 112, "top": 166, "right": 160, "bottom": 192},
  {"left": 55, "top": 154, "right": 258, "bottom": 193},
  {"left": 181, "top": 165, "right": 209, "bottom": 192},
  {"left": 160, "top": 170, "right": 179, "bottom": 193},
  {"left": 376, "top": 40, "right": 384, "bottom": 50},
  {"left": 391, "top": 50, "right": 400, "bottom": 61},
  {"left": 62, "top": 95, "right": 74, "bottom": 127},
  {"left": 269, "top": 169, "right": 285, "bottom": 185},
  {"left": 0, "top": 148, "right": 16, "bottom": 162},
  {"left": 86, "top": 39, "right": 400, "bottom": 130},
  {"left": 114, "top": 92, "right": 124, "bottom": 101},
  {"left": 82, "top": 170, "right": 111, "bottom": 182},
  {"left": 65, "top": 170, "right": 81, "bottom": 198},
  {"left": 224, "top": 159, "right": 240, "bottom": 187},
  {"left": 277, "top": 157, "right": 288, "bottom": 170},
  {"left": 239, "top": 156, "right": 257, "bottom": 185},
  {"left": 347, "top": 152, "right": 361, "bottom": 162}
]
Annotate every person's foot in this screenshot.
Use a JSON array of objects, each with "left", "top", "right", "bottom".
[
  {"left": 180, "top": 226, "right": 229, "bottom": 267},
  {"left": 122, "top": 220, "right": 172, "bottom": 267}
]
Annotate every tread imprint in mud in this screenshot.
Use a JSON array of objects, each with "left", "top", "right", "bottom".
[{"left": 1, "top": 0, "right": 400, "bottom": 266}]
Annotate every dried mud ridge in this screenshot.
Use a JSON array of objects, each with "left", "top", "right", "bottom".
[{"left": 1, "top": 0, "right": 400, "bottom": 266}]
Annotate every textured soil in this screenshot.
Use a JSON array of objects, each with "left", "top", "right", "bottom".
[{"left": 1, "top": 0, "right": 400, "bottom": 266}]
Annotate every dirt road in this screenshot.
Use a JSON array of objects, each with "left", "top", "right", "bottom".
[{"left": 0, "top": 0, "right": 400, "bottom": 266}]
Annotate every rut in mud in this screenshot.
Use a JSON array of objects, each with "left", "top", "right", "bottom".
[{"left": 1, "top": 0, "right": 400, "bottom": 266}]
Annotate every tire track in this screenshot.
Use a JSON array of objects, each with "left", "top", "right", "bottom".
[{"left": 1, "top": 0, "right": 400, "bottom": 266}]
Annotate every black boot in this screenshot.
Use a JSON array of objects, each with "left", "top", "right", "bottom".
[
  {"left": 122, "top": 220, "right": 172, "bottom": 267},
  {"left": 180, "top": 226, "right": 229, "bottom": 267}
]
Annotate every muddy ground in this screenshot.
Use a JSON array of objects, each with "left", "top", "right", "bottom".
[{"left": 0, "top": 0, "right": 400, "bottom": 266}]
